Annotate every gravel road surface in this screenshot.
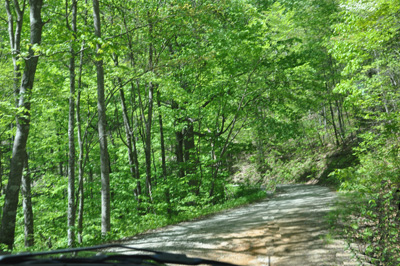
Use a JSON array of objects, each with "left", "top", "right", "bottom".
[{"left": 115, "top": 184, "right": 361, "bottom": 266}]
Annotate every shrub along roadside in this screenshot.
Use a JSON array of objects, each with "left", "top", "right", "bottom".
[
  {"left": 328, "top": 189, "right": 400, "bottom": 266},
  {"left": 97, "top": 187, "right": 267, "bottom": 247},
  {"left": 327, "top": 150, "right": 400, "bottom": 266},
  {"left": 14, "top": 187, "right": 267, "bottom": 252}
]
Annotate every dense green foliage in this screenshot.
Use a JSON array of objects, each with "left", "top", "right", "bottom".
[
  {"left": 0, "top": 0, "right": 399, "bottom": 264},
  {"left": 325, "top": 0, "right": 400, "bottom": 264}
]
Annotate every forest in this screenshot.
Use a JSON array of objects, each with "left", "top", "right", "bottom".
[{"left": 0, "top": 0, "right": 399, "bottom": 264}]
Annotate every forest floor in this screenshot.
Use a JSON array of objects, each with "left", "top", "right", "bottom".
[{"left": 112, "top": 185, "right": 368, "bottom": 266}]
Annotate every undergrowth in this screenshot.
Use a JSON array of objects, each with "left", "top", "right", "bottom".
[
  {"left": 13, "top": 186, "right": 267, "bottom": 252},
  {"left": 329, "top": 188, "right": 400, "bottom": 266},
  {"left": 327, "top": 140, "right": 400, "bottom": 266}
]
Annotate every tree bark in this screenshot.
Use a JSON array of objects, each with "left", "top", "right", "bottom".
[
  {"left": 76, "top": 62, "right": 84, "bottom": 243},
  {"left": 184, "top": 123, "right": 198, "bottom": 189},
  {"left": 128, "top": 84, "right": 142, "bottom": 203},
  {"left": 3, "top": 0, "right": 24, "bottom": 201},
  {"left": 0, "top": 0, "right": 44, "bottom": 252},
  {"left": 76, "top": 0, "right": 88, "bottom": 243},
  {"left": 5, "top": 0, "right": 24, "bottom": 105},
  {"left": 136, "top": 17, "right": 155, "bottom": 200},
  {"left": 336, "top": 99, "right": 346, "bottom": 140},
  {"left": 67, "top": 0, "right": 77, "bottom": 247},
  {"left": 329, "top": 100, "right": 340, "bottom": 146},
  {"left": 143, "top": 17, "right": 155, "bottom": 200},
  {"left": 21, "top": 154, "right": 34, "bottom": 247},
  {"left": 92, "top": 0, "right": 110, "bottom": 236},
  {"left": 175, "top": 130, "right": 184, "bottom": 178},
  {"left": 119, "top": 8, "right": 142, "bottom": 202},
  {"left": 118, "top": 79, "right": 141, "bottom": 204},
  {"left": 0, "top": 149, "right": 3, "bottom": 195},
  {"left": 144, "top": 81, "right": 154, "bottom": 200},
  {"left": 156, "top": 89, "right": 170, "bottom": 212}
]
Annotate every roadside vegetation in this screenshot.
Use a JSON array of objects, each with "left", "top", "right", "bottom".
[{"left": 14, "top": 185, "right": 267, "bottom": 252}]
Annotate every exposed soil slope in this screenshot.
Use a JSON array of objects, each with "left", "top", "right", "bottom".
[{"left": 115, "top": 185, "right": 362, "bottom": 266}]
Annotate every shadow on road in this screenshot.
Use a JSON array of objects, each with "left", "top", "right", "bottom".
[{"left": 118, "top": 185, "right": 357, "bottom": 266}]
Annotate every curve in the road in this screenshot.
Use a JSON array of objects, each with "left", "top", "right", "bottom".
[{"left": 115, "top": 184, "right": 362, "bottom": 266}]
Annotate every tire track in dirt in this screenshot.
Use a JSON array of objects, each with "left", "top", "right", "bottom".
[{"left": 116, "top": 184, "right": 361, "bottom": 265}]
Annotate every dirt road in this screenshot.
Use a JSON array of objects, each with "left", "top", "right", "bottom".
[{"left": 117, "top": 184, "right": 361, "bottom": 265}]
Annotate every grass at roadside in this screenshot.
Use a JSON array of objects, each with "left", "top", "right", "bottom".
[
  {"left": 25, "top": 186, "right": 267, "bottom": 250},
  {"left": 327, "top": 191, "right": 400, "bottom": 266},
  {"left": 101, "top": 186, "right": 267, "bottom": 244}
]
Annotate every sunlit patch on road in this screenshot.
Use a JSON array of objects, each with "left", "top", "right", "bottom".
[{"left": 115, "top": 185, "right": 363, "bottom": 265}]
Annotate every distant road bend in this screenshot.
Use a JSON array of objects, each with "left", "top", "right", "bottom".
[{"left": 115, "top": 185, "right": 362, "bottom": 266}]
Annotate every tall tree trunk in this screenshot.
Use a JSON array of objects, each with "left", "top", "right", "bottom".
[
  {"left": 209, "top": 137, "right": 217, "bottom": 198},
  {"left": 76, "top": 0, "right": 89, "bottom": 243},
  {"left": 184, "top": 124, "right": 198, "bottom": 189},
  {"left": 323, "top": 105, "right": 327, "bottom": 139},
  {"left": 144, "top": 81, "right": 154, "bottom": 200},
  {"left": 172, "top": 101, "right": 185, "bottom": 178},
  {"left": 21, "top": 154, "right": 34, "bottom": 247},
  {"left": 336, "top": 99, "right": 346, "bottom": 139},
  {"left": 156, "top": 89, "right": 170, "bottom": 212},
  {"left": 5, "top": 0, "right": 24, "bottom": 105},
  {"left": 326, "top": 57, "right": 341, "bottom": 146},
  {"left": 329, "top": 100, "right": 340, "bottom": 146},
  {"left": 184, "top": 124, "right": 195, "bottom": 166},
  {"left": 67, "top": 0, "right": 77, "bottom": 247},
  {"left": 144, "top": 17, "right": 155, "bottom": 200},
  {"left": 76, "top": 37, "right": 85, "bottom": 244},
  {"left": 195, "top": 117, "right": 203, "bottom": 196},
  {"left": 138, "top": 17, "right": 155, "bottom": 200},
  {"left": 209, "top": 68, "right": 253, "bottom": 198},
  {"left": 128, "top": 84, "right": 142, "bottom": 203},
  {"left": 92, "top": 0, "right": 110, "bottom": 236},
  {"left": 0, "top": 150, "right": 2, "bottom": 195},
  {"left": 175, "top": 130, "right": 184, "bottom": 178},
  {"left": 118, "top": 75, "right": 141, "bottom": 204},
  {"left": 3, "top": 0, "right": 25, "bottom": 200},
  {"left": 255, "top": 106, "right": 266, "bottom": 171},
  {"left": 76, "top": 75, "right": 84, "bottom": 244},
  {"left": 0, "top": 0, "right": 44, "bottom": 252},
  {"left": 119, "top": 9, "right": 142, "bottom": 202}
]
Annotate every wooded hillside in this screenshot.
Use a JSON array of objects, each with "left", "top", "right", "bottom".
[{"left": 0, "top": 0, "right": 399, "bottom": 263}]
